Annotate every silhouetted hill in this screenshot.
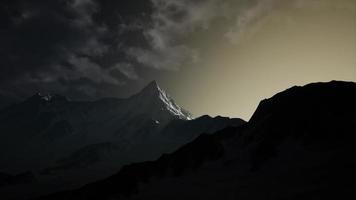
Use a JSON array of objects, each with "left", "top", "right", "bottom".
[
  {"left": 0, "top": 171, "right": 36, "bottom": 188},
  {"left": 39, "top": 81, "right": 356, "bottom": 200}
]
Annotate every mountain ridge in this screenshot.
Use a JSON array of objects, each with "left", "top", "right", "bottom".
[
  {"left": 38, "top": 80, "right": 356, "bottom": 200},
  {"left": 0, "top": 81, "right": 245, "bottom": 200}
]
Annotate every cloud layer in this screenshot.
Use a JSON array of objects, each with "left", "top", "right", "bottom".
[{"left": 0, "top": 0, "right": 290, "bottom": 100}]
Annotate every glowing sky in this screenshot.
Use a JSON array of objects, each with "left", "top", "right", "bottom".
[
  {"left": 158, "top": 0, "right": 356, "bottom": 120},
  {"left": 1, "top": 0, "right": 355, "bottom": 120}
]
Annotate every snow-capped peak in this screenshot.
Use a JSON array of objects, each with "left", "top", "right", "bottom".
[
  {"left": 137, "top": 80, "right": 161, "bottom": 96},
  {"left": 133, "top": 81, "right": 192, "bottom": 120},
  {"left": 156, "top": 84, "right": 192, "bottom": 120}
]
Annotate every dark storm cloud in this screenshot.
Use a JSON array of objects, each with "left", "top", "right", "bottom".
[
  {"left": 126, "top": 0, "right": 281, "bottom": 70},
  {"left": 0, "top": 0, "right": 282, "bottom": 100},
  {"left": 0, "top": 0, "right": 152, "bottom": 99},
  {"left": 126, "top": 0, "right": 219, "bottom": 70}
]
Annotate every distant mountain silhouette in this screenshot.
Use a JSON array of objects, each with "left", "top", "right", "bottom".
[
  {"left": 0, "top": 81, "right": 244, "bottom": 199},
  {"left": 39, "top": 81, "right": 356, "bottom": 200}
]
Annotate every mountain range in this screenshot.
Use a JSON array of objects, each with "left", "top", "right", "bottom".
[
  {"left": 37, "top": 80, "right": 356, "bottom": 200},
  {"left": 0, "top": 81, "right": 245, "bottom": 199}
]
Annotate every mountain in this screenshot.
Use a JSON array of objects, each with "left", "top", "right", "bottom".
[
  {"left": 128, "top": 81, "right": 192, "bottom": 120},
  {"left": 40, "top": 81, "right": 356, "bottom": 200},
  {"left": 0, "top": 81, "right": 245, "bottom": 199},
  {"left": 0, "top": 95, "right": 16, "bottom": 111},
  {"left": 0, "top": 171, "right": 36, "bottom": 188}
]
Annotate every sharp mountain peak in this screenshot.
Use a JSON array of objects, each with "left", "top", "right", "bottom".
[
  {"left": 21, "top": 80, "right": 192, "bottom": 120},
  {"left": 136, "top": 80, "right": 162, "bottom": 96},
  {"left": 132, "top": 80, "right": 192, "bottom": 120}
]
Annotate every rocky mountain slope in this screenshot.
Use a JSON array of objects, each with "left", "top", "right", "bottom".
[
  {"left": 0, "top": 81, "right": 245, "bottom": 199},
  {"left": 40, "top": 81, "right": 356, "bottom": 200}
]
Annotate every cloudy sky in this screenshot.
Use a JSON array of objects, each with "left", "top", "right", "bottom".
[{"left": 1, "top": 0, "right": 356, "bottom": 120}]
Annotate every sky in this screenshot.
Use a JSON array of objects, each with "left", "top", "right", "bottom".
[{"left": 1, "top": 0, "right": 356, "bottom": 120}]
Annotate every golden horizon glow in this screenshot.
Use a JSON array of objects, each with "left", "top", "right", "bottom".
[{"left": 160, "top": 0, "right": 356, "bottom": 120}]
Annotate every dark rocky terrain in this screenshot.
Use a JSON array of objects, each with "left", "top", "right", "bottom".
[
  {"left": 0, "top": 81, "right": 244, "bottom": 199},
  {"left": 39, "top": 81, "right": 356, "bottom": 200},
  {"left": 0, "top": 172, "right": 36, "bottom": 188},
  {"left": 0, "top": 95, "right": 16, "bottom": 111}
]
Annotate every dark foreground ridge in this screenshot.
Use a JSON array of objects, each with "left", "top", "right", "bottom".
[
  {"left": 38, "top": 126, "right": 244, "bottom": 200},
  {"left": 39, "top": 80, "right": 356, "bottom": 200}
]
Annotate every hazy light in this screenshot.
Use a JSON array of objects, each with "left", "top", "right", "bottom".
[{"left": 162, "top": 0, "right": 356, "bottom": 120}]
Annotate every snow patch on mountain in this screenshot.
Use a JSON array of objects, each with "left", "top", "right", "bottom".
[
  {"left": 156, "top": 83, "right": 192, "bottom": 120},
  {"left": 130, "top": 81, "right": 192, "bottom": 120}
]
